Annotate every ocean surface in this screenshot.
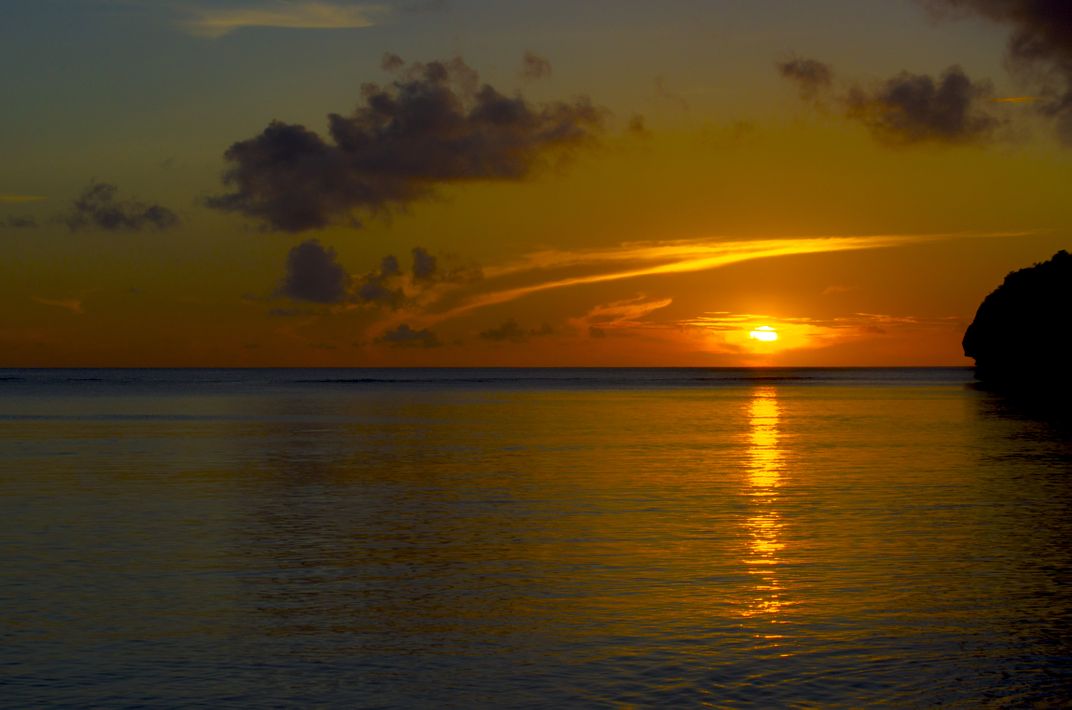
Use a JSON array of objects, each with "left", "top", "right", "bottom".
[{"left": 2, "top": 368, "right": 1070, "bottom": 707}]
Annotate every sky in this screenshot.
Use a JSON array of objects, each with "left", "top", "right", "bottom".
[{"left": 2, "top": 0, "right": 1070, "bottom": 367}]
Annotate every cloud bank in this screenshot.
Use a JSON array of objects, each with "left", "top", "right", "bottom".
[{"left": 208, "top": 56, "right": 604, "bottom": 231}]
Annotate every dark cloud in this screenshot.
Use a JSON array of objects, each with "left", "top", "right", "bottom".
[
  {"left": 654, "top": 76, "right": 690, "bottom": 111},
  {"left": 923, "top": 0, "right": 1072, "bottom": 143},
  {"left": 377, "top": 323, "right": 440, "bottom": 347},
  {"left": 521, "top": 51, "right": 552, "bottom": 80},
  {"left": 479, "top": 319, "right": 526, "bottom": 342},
  {"left": 65, "top": 182, "right": 180, "bottom": 232},
  {"left": 279, "top": 239, "right": 351, "bottom": 303},
  {"left": 480, "top": 318, "right": 555, "bottom": 342},
  {"left": 411, "top": 246, "right": 437, "bottom": 281},
  {"left": 207, "top": 57, "right": 604, "bottom": 231},
  {"left": 408, "top": 246, "right": 481, "bottom": 284},
  {"left": 777, "top": 57, "right": 833, "bottom": 100},
  {"left": 381, "top": 52, "right": 405, "bottom": 72},
  {"left": 845, "top": 66, "right": 1000, "bottom": 144},
  {"left": 277, "top": 242, "right": 473, "bottom": 307},
  {"left": 355, "top": 254, "right": 405, "bottom": 308},
  {"left": 779, "top": 58, "right": 1000, "bottom": 145},
  {"left": 627, "top": 114, "right": 650, "bottom": 136},
  {"left": 2, "top": 215, "right": 36, "bottom": 229}
]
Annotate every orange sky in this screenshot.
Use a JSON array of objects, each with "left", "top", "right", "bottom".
[{"left": 1, "top": 0, "right": 1069, "bottom": 366}]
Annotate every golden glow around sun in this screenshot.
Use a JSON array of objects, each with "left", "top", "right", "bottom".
[{"left": 749, "top": 325, "right": 779, "bottom": 343}]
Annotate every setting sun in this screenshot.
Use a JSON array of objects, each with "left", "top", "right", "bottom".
[{"left": 749, "top": 326, "right": 780, "bottom": 343}]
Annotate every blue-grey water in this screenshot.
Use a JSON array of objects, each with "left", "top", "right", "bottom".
[{"left": 2, "top": 368, "right": 1070, "bottom": 707}]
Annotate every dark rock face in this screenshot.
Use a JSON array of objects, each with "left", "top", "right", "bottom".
[{"left": 963, "top": 250, "right": 1072, "bottom": 385}]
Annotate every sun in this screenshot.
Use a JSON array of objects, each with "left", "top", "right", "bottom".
[{"left": 749, "top": 325, "right": 779, "bottom": 343}]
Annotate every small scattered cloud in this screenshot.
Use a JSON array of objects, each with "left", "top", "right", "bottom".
[
  {"left": 64, "top": 182, "right": 179, "bottom": 232},
  {"left": 412, "top": 246, "right": 437, "bottom": 282},
  {"left": 627, "top": 114, "right": 650, "bottom": 137},
  {"left": 407, "top": 246, "right": 481, "bottom": 285},
  {"left": 777, "top": 57, "right": 833, "bottom": 100},
  {"left": 654, "top": 76, "right": 690, "bottom": 112},
  {"left": 381, "top": 51, "right": 405, "bottom": 72},
  {"left": 207, "top": 56, "right": 604, "bottom": 231},
  {"left": 521, "top": 51, "right": 552, "bottom": 81},
  {"left": 377, "top": 323, "right": 440, "bottom": 347},
  {"left": 480, "top": 318, "right": 526, "bottom": 342},
  {"left": 2, "top": 215, "right": 36, "bottom": 229},
  {"left": 355, "top": 254, "right": 405, "bottom": 307},
  {"left": 184, "top": 1, "right": 382, "bottom": 38},
  {"left": 478, "top": 318, "right": 555, "bottom": 342},
  {"left": 279, "top": 239, "right": 351, "bottom": 303}
]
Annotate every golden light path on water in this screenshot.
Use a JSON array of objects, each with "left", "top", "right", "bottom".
[{"left": 742, "top": 386, "right": 790, "bottom": 643}]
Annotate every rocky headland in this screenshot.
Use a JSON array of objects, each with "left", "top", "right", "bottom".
[{"left": 963, "top": 250, "right": 1072, "bottom": 387}]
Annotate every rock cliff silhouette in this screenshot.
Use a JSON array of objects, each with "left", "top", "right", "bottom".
[{"left": 963, "top": 250, "right": 1072, "bottom": 385}]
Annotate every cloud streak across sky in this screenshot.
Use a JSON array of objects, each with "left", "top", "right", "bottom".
[
  {"left": 0, "top": 194, "right": 45, "bottom": 204},
  {"left": 424, "top": 232, "right": 1028, "bottom": 324},
  {"left": 184, "top": 1, "right": 383, "bottom": 38}
]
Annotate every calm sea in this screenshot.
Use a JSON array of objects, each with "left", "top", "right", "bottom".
[{"left": 2, "top": 368, "right": 1070, "bottom": 707}]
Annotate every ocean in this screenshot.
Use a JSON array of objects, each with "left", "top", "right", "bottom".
[{"left": 2, "top": 368, "right": 1070, "bottom": 706}]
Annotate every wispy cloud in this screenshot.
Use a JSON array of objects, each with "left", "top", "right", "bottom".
[
  {"left": 428, "top": 231, "right": 1028, "bottom": 323},
  {"left": 32, "top": 296, "right": 84, "bottom": 315},
  {"left": 990, "top": 96, "right": 1039, "bottom": 104},
  {"left": 569, "top": 295, "right": 673, "bottom": 339},
  {"left": 185, "top": 1, "right": 383, "bottom": 38},
  {"left": 0, "top": 194, "right": 45, "bottom": 204}
]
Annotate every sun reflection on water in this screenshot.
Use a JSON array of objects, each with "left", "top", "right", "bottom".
[{"left": 741, "top": 386, "right": 789, "bottom": 628}]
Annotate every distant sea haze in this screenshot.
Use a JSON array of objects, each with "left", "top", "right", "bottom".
[{"left": 2, "top": 368, "right": 1069, "bottom": 706}]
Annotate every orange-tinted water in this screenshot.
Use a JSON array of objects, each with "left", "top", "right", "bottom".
[{"left": 2, "top": 369, "right": 1069, "bottom": 705}]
